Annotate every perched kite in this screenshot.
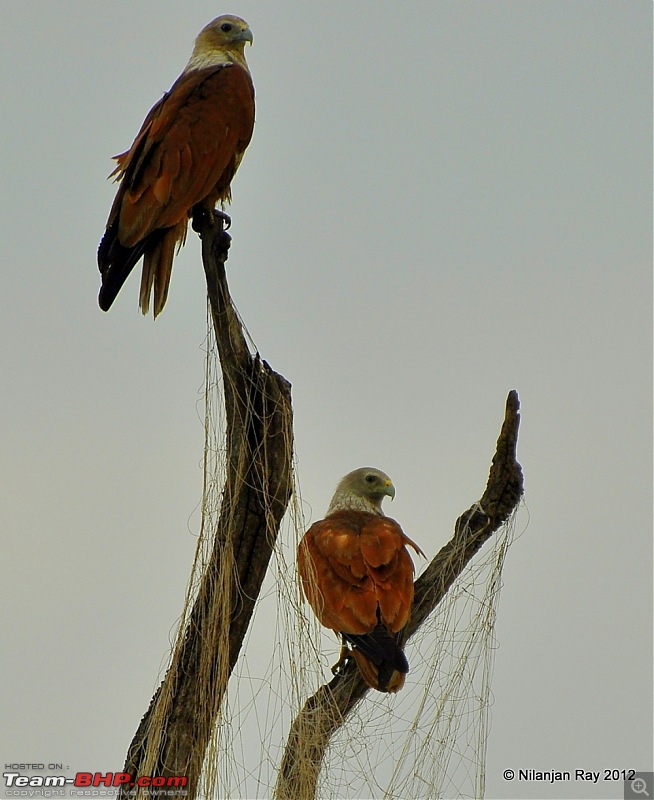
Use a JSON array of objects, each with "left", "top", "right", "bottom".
[
  {"left": 97, "top": 15, "right": 255, "bottom": 317},
  {"left": 298, "top": 468, "right": 425, "bottom": 693}
]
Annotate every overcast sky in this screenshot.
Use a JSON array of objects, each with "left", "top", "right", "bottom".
[{"left": 1, "top": 2, "right": 651, "bottom": 799}]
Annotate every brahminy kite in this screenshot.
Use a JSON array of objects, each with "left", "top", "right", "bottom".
[
  {"left": 298, "top": 468, "right": 425, "bottom": 693},
  {"left": 98, "top": 15, "right": 255, "bottom": 317}
]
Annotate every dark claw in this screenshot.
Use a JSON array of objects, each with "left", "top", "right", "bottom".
[
  {"left": 214, "top": 209, "right": 232, "bottom": 229},
  {"left": 191, "top": 207, "right": 232, "bottom": 234}
]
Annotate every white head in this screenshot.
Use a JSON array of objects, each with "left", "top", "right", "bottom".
[
  {"left": 326, "top": 467, "right": 396, "bottom": 516},
  {"left": 185, "top": 15, "right": 253, "bottom": 72}
]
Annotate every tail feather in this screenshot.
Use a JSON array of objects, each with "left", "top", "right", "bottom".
[
  {"left": 139, "top": 220, "right": 186, "bottom": 317},
  {"left": 344, "top": 624, "right": 409, "bottom": 693},
  {"left": 350, "top": 648, "right": 407, "bottom": 693}
]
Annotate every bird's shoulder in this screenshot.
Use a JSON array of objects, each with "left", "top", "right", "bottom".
[
  {"left": 146, "top": 63, "right": 253, "bottom": 137},
  {"left": 111, "top": 63, "right": 254, "bottom": 178}
]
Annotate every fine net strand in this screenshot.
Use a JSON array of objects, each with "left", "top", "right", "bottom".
[{"left": 164, "top": 309, "right": 519, "bottom": 800}]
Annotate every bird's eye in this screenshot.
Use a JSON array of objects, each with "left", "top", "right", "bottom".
[
  {"left": 365, "top": 475, "right": 376, "bottom": 484},
  {"left": 220, "top": 22, "right": 233, "bottom": 32}
]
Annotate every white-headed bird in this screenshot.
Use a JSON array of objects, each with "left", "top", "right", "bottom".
[
  {"left": 298, "top": 468, "right": 424, "bottom": 693},
  {"left": 98, "top": 15, "right": 255, "bottom": 317}
]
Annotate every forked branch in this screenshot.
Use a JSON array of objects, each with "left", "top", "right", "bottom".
[{"left": 275, "top": 391, "right": 523, "bottom": 800}]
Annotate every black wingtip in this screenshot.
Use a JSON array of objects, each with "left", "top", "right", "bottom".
[
  {"left": 97, "top": 224, "right": 154, "bottom": 312},
  {"left": 98, "top": 285, "right": 114, "bottom": 312}
]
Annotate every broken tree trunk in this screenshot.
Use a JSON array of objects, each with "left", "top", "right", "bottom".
[{"left": 118, "top": 212, "right": 294, "bottom": 799}]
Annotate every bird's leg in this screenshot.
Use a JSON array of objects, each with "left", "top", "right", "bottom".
[
  {"left": 191, "top": 206, "right": 232, "bottom": 264},
  {"left": 331, "top": 639, "right": 353, "bottom": 675}
]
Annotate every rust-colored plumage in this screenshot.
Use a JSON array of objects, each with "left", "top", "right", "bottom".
[
  {"left": 298, "top": 468, "right": 424, "bottom": 692},
  {"left": 98, "top": 15, "right": 255, "bottom": 317}
]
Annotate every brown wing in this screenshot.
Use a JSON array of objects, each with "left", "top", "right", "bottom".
[
  {"left": 297, "top": 512, "right": 419, "bottom": 635},
  {"left": 98, "top": 62, "right": 254, "bottom": 315},
  {"left": 110, "top": 62, "right": 254, "bottom": 244},
  {"left": 298, "top": 511, "right": 422, "bottom": 692}
]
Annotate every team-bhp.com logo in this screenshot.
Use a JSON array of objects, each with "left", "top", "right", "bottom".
[{"left": 3, "top": 771, "right": 187, "bottom": 791}]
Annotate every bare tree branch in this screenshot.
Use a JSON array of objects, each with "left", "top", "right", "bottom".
[
  {"left": 119, "top": 212, "right": 294, "bottom": 799},
  {"left": 275, "top": 391, "right": 523, "bottom": 800}
]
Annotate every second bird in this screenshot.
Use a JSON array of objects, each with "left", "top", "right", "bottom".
[{"left": 298, "top": 468, "right": 425, "bottom": 693}]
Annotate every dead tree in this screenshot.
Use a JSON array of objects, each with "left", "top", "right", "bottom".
[
  {"left": 118, "top": 212, "right": 293, "bottom": 799},
  {"left": 116, "top": 212, "right": 523, "bottom": 800}
]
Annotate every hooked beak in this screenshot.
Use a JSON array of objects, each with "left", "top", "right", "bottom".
[
  {"left": 239, "top": 27, "right": 253, "bottom": 45},
  {"left": 384, "top": 481, "right": 396, "bottom": 501}
]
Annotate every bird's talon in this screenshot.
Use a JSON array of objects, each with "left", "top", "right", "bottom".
[{"left": 214, "top": 210, "right": 232, "bottom": 229}]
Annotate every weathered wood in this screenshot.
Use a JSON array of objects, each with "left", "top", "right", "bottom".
[{"left": 119, "top": 212, "right": 294, "bottom": 799}]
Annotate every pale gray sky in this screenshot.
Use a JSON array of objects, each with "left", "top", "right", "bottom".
[{"left": 1, "top": 2, "right": 651, "bottom": 799}]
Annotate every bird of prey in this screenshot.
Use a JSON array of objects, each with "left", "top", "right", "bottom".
[
  {"left": 298, "top": 468, "right": 425, "bottom": 693},
  {"left": 97, "top": 15, "right": 255, "bottom": 317}
]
